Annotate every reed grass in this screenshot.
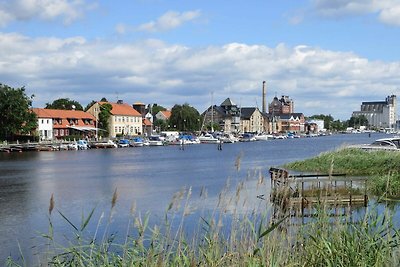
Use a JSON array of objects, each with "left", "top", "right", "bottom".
[
  {"left": 284, "top": 148, "right": 400, "bottom": 199},
  {"left": 284, "top": 148, "right": 400, "bottom": 175},
  {"left": 6, "top": 153, "right": 400, "bottom": 266}
]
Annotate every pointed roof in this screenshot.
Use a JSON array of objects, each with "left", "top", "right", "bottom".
[
  {"left": 220, "top": 98, "right": 236, "bottom": 107},
  {"left": 240, "top": 107, "right": 257, "bottom": 119},
  {"left": 160, "top": 110, "right": 172, "bottom": 119},
  {"left": 99, "top": 102, "right": 141, "bottom": 116}
]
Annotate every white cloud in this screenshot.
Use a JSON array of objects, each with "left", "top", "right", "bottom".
[
  {"left": 1, "top": 32, "right": 399, "bottom": 120},
  {"left": 0, "top": 0, "right": 94, "bottom": 26},
  {"left": 137, "top": 10, "right": 201, "bottom": 32},
  {"left": 312, "top": 0, "right": 400, "bottom": 26}
]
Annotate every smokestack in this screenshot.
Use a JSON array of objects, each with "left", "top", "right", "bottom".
[{"left": 262, "top": 81, "right": 266, "bottom": 113}]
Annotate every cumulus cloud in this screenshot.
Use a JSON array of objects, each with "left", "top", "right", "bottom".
[
  {"left": 311, "top": 0, "right": 400, "bottom": 26},
  {"left": 136, "top": 10, "right": 201, "bottom": 32},
  {"left": 0, "top": 0, "right": 94, "bottom": 26},
  {"left": 1, "top": 32, "right": 399, "bottom": 119}
]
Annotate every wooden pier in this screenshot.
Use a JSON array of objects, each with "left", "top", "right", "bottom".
[{"left": 269, "top": 167, "right": 368, "bottom": 218}]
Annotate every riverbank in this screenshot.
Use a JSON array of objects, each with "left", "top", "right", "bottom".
[{"left": 284, "top": 148, "right": 400, "bottom": 199}]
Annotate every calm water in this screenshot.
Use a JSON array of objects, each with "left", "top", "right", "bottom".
[{"left": 0, "top": 133, "right": 396, "bottom": 262}]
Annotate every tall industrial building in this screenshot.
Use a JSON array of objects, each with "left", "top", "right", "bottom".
[{"left": 352, "top": 95, "right": 397, "bottom": 129}]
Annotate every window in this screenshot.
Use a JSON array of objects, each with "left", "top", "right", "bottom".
[
  {"left": 60, "top": 129, "right": 64, "bottom": 136},
  {"left": 54, "top": 129, "right": 58, "bottom": 136},
  {"left": 115, "top": 126, "right": 118, "bottom": 133},
  {"left": 47, "top": 119, "right": 49, "bottom": 124},
  {"left": 41, "top": 119, "right": 44, "bottom": 124}
]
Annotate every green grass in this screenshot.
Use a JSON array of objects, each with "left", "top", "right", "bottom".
[
  {"left": 284, "top": 148, "right": 400, "bottom": 176},
  {"left": 284, "top": 148, "right": 400, "bottom": 199}
]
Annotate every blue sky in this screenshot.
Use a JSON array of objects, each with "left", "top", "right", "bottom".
[{"left": 1, "top": 0, "right": 399, "bottom": 119}]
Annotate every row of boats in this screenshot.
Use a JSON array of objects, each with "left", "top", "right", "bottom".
[
  {"left": 1, "top": 132, "right": 325, "bottom": 152},
  {"left": 115, "top": 132, "right": 314, "bottom": 148}
]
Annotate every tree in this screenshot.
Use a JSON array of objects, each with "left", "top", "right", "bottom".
[
  {"left": 169, "top": 103, "right": 201, "bottom": 132},
  {"left": 100, "top": 97, "right": 108, "bottom": 102},
  {"left": 98, "top": 103, "right": 112, "bottom": 137},
  {"left": 0, "top": 84, "right": 37, "bottom": 140},
  {"left": 347, "top": 115, "right": 368, "bottom": 128},
  {"left": 154, "top": 119, "right": 168, "bottom": 131},
  {"left": 309, "top": 114, "right": 334, "bottom": 130},
  {"left": 151, "top": 104, "right": 166, "bottom": 116},
  {"left": 45, "top": 98, "right": 83, "bottom": 110}
]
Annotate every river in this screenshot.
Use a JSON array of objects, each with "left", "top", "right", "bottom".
[{"left": 0, "top": 132, "right": 397, "bottom": 263}]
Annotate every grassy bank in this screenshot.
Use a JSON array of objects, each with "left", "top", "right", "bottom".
[
  {"left": 284, "top": 148, "right": 400, "bottom": 199},
  {"left": 6, "top": 186, "right": 400, "bottom": 266}
]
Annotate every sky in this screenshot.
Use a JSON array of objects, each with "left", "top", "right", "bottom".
[{"left": 0, "top": 0, "right": 399, "bottom": 120}]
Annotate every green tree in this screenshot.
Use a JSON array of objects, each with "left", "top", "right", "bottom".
[
  {"left": 100, "top": 97, "right": 108, "bottom": 102},
  {"left": 0, "top": 84, "right": 37, "bottom": 140},
  {"left": 347, "top": 115, "right": 368, "bottom": 128},
  {"left": 169, "top": 103, "right": 201, "bottom": 132},
  {"left": 309, "top": 114, "right": 334, "bottom": 130},
  {"left": 154, "top": 119, "right": 168, "bottom": 131},
  {"left": 45, "top": 98, "right": 83, "bottom": 110},
  {"left": 151, "top": 104, "right": 167, "bottom": 116},
  {"left": 98, "top": 103, "right": 112, "bottom": 137}
]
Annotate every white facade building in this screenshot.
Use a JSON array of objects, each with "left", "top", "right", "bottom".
[
  {"left": 353, "top": 95, "right": 397, "bottom": 129},
  {"left": 37, "top": 117, "right": 53, "bottom": 140}
]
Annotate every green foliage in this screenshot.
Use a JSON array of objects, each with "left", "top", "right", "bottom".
[
  {"left": 284, "top": 148, "right": 400, "bottom": 198},
  {"left": 98, "top": 103, "right": 112, "bottom": 137},
  {"left": 151, "top": 104, "right": 166, "bottom": 116},
  {"left": 46, "top": 98, "right": 83, "bottom": 111},
  {"left": 285, "top": 148, "right": 400, "bottom": 175},
  {"left": 369, "top": 172, "right": 400, "bottom": 199},
  {"left": 154, "top": 119, "right": 169, "bottom": 131},
  {"left": 347, "top": 115, "right": 369, "bottom": 128},
  {"left": 169, "top": 103, "right": 201, "bottom": 131},
  {"left": 309, "top": 114, "right": 333, "bottom": 130},
  {"left": 0, "top": 83, "right": 37, "bottom": 140},
  {"left": 6, "top": 178, "right": 400, "bottom": 266},
  {"left": 297, "top": 208, "right": 400, "bottom": 266}
]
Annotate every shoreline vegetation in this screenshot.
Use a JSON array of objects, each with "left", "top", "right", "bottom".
[
  {"left": 7, "top": 190, "right": 400, "bottom": 266},
  {"left": 6, "top": 149, "right": 400, "bottom": 266},
  {"left": 284, "top": 148, "right": 400, "bottom": 199}
]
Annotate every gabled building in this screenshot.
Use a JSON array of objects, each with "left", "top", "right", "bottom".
[
  {"left": 202, "top": 98, "right": 240, "bottom": 133},
  {"left": 87, "top": 100, "right": 142, "bottom": 138},
  {"left": 240, "top": 107, "right": 264, "bottom": 133},
  {"left": 155, "top": 110, "right": 172, "bottom": 122},
  {"left": 32, "top": 108, "right": 96, "bottom": 140},
  {"left": 279, "top": 113, "right": 305, "bottom": 132}
]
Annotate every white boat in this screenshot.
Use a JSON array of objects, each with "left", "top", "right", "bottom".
[
  {"left": 239, "top": 133, "right": 256, "bottom": 142},
  {"left": 351, "top": 137, "right": 400, "bottom": 151},
  {"left": 219, "top": 133, "right": 238, "bottom": 143},
  {"left": 254, "top": 133, "right": 273, "bottom": 141},
  {"left": 148, "top": 135, "right": 164, "bottom": 146},
  {"left": 198, "top": 133, "right": 219, "bottom": 144}
]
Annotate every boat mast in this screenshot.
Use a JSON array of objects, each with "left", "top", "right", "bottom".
[{"left": 211, "top": 92, "right": 214, "bottom": 132}]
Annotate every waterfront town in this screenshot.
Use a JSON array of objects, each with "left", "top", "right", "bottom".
[{"left": 0, "top": 82, "right": 398, "bottom": 150}]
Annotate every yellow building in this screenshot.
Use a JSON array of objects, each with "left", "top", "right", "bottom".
[{"left": 87, "top": 101, "right": 143, "bottom": 138}]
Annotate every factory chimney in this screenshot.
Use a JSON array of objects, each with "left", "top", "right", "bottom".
[{"left": 262, "top": 81, "right": 266, "bottom": 113}]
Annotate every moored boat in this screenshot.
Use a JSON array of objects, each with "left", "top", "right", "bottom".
[{"left": 198, "top": 133, "right": 219, "bottom": 144}]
